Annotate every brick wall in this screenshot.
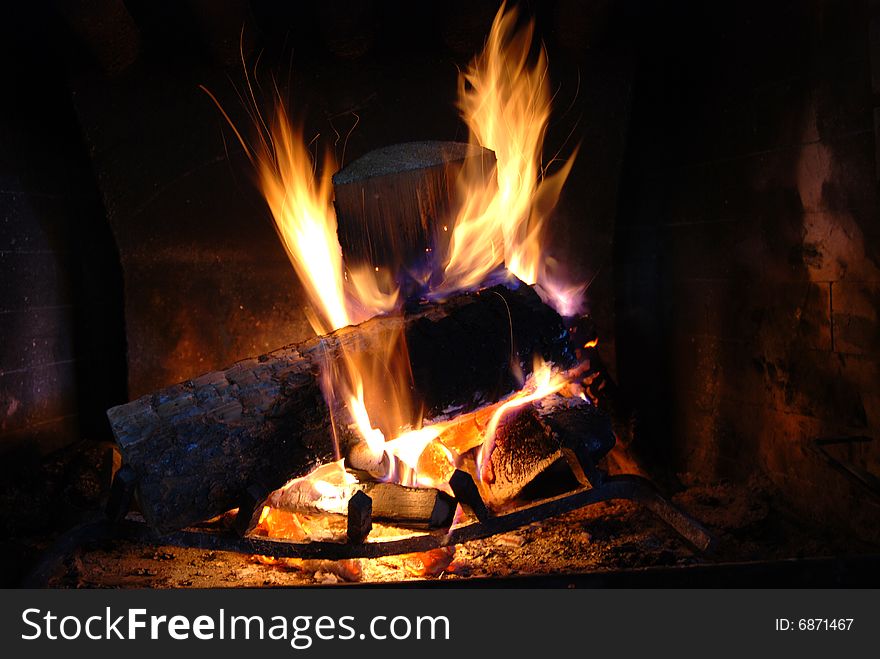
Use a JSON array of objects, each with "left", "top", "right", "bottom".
[
  {"left": 0, "top": 9, "right": 126, "bottom": 455},
  {"left": 616, "top": 0, "right": 880, "bottom": 537}
]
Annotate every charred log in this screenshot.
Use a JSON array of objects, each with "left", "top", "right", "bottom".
[
  {"left": 481, "top": 395, "right": 615, "bottom": 504},
  {"left": 449, "top": 469, "right": 489, "bottom": 522},
  {"left": 107, "top": 281, "right": 572, "bottom": 534}
]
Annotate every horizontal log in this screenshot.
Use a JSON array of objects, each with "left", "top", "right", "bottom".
[
  {"left": 107, "top": 280, "right": 572, "bottom": 533},
  {"left": 266, "top": 478, "right": 454, "bottom": 529},
  {"left": 360, "top": 482, "right": 456, "bottom": 528}
]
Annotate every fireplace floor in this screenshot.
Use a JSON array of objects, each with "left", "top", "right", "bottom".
[
  {"left": 3, "top": 441, "right": 878, "bottom": 587},
  {"left": 38, "top": 478, "right": 880, "bottom": 588}
]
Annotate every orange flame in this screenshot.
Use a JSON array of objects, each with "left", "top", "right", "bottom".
[
  {"left": 441, "top": 2, "right": 577, "bottom": 296},
  {"left": 340, "top": 2, "right": 585, "bottom": 485},
  {"left": 255, "top": 117, "right": 350, "bottom": 335},
  {"left": 244, "top": 101, "right": 412, "bottom": 471},
  {"left": 206, "top": 2, "right": 584, "bottom": 502},
  {"left": 200, "top": 86, "right": 397, "bottom": 336},
  {"left": 202, "top": 84, "right": 413, "bottom": 468},
  {"left": 380, "top": 357, "right": 570, "bottom": 488}
]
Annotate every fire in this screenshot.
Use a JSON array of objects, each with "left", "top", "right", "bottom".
[
  {"left": 535, "top": 257, "right": 588, "bottom": 317},
  {"left": 342, "top": 2, "right": 584, "bottom": 481},
  {"left": 254, "top": 115, "right": 350, "bottom": 335},
  {"left": 476, "top": 357, "right": 568, "bottom": 477},
  {"left": 199, "top": 87, "right": 395, "bottom": 335},
  {"left": 249, "top": 104, "right": 415, "bottom": 477},
  {"left": 345, "top": 356, "right": 573, "bottom": 490},
  {"left": 206, "top": 2, "right": 586, "bottom": 524},
  {"left": 441, "top": 2, "right": 577, "bottom": 299},
  {"left": 266, "top": 460, "right": 358, "bottom": 516},
  {"left": 348, "top": 388, "right": 387, "bottom": 457},
  {"left": 384, "top": 357, "right": 570, "bottom": 488},
  {"left": 202, "top": 84, "right": 412, "bottom": 467}
]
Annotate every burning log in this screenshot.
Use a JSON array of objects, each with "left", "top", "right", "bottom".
[
  {"left": 358, "top": 482, "right": 456, "bottom": 528},
  {"left": 107, "top": 281, "right": 571, "bottom": 534},
  {"left": 262, "top": 475, "right": 456, "bottom": 531},
  {"left": 333, "top": 141, "right": 495, "bottom": 289},
  {"left": 481, "top": 395, "right": 615, "bottom": 504},
  {"left": 481, "top": 405, "right": 564, "bottom": 503}
]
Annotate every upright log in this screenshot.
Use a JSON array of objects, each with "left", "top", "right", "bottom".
[
  {"left": 333, "top": 141, "right": 495, "bottom": 290},
  {"left": 107, "top": 281, "right": 572, "bottom": 534}
]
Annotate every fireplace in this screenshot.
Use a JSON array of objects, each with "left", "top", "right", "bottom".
[{"left": 2, "top": 0, "right": 879, "bottom": 588}]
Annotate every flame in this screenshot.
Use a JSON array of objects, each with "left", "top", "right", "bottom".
[
  {"left": 441, "top": 2, "right": 577, "bottom": 297},
  {"left": 336, "top": 321, "right": 418, "bottom": 469},
  {"left": 201, "top": 85, "right": 398, "bottom": 335},
  {"left": 384, "top": 425, "right": 447, "bottom": 471},
  {"left": 348, "top": 385, "right": 387, "bottom": 456},
  {"left": 203, "top": 84, "right": 415, "bottom": 472},
  {"left": 377, "top": 357, "right": 571, "bottom": 488},
  {"left": 255, "top": 119, "right": 350, "bottom": 335},
  {"left": 347, "top": 265, "right": 399, "bottom": 320},
  {"left": 265, "top": 459, "right": 358, "bottom": 517},
  {"left": 245, "top": 101, "right": 413, "bottom": 472},
  {"left": 206, "top": 2, "right": 585, "bottom": 508}
]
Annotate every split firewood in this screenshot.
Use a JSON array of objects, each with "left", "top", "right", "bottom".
[
  {"left": 359, "top": 482, "right": 456, "bottom": 528},
  {"left": 264, "top": 471, "right": 455, "bottom": 531},
  {"left": 480, "top": 394, "right": 615, "bottom": 504},
  {"left": 348, "top": 391, "right": 615, "bottom": 507}
]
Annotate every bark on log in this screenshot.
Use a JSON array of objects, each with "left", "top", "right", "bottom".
[
  {"left": 333, "top": 141, "right": 495, "bottom": 291},
  {"left": 107, "top": 281, "right": 572, "bottom": 534}
]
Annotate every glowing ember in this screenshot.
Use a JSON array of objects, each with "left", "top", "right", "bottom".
[
  {"left": 402, "top": 547, "right": 456, "bottom": 578},
  {"left": 266, "top": 460, "right": 357, "bottom": 515}
]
